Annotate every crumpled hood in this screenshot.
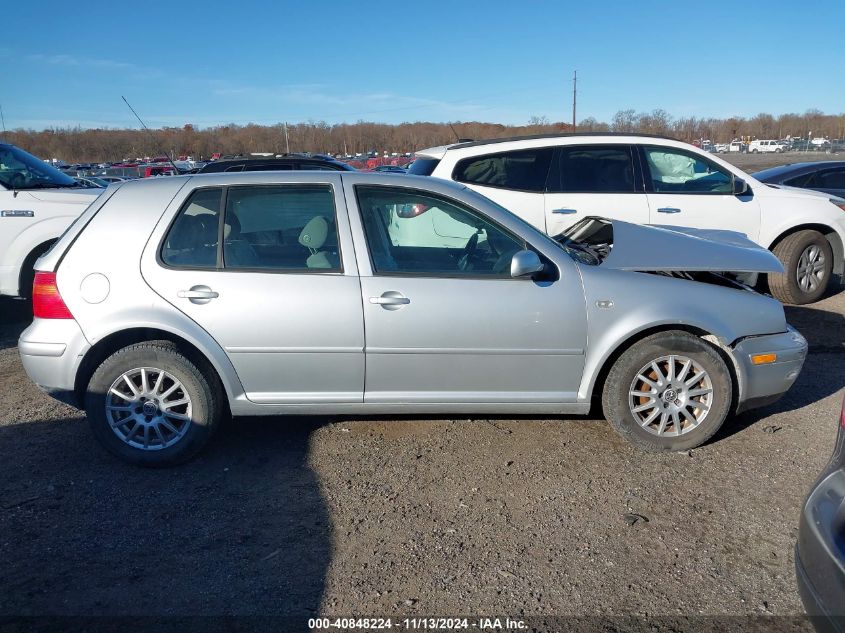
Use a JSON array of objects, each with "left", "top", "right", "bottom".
[
  {"left": 572, "top": 218, "right": 784, "bottom": 273},
  {"left": 19, "top": 188, "right": 102, "bottom": 204}
]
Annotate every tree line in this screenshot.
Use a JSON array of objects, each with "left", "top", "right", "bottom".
[{"left": 4, "top": 109, "right": 844, "bottom": 163}]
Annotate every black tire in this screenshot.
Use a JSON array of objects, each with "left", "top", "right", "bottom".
[
  {"left": 602, "top": 331, "right": 733, "bottom": 452},
  {"left": 19, "top": 241, "right": 55, "bottom": 299},
  {"left": 769, "top": 230, "right": 833, "bottom": 305},
  {"left": 85, "top": 341, "right": 223, "bottom": 466}
]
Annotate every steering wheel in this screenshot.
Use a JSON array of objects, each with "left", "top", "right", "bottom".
[{"left": 457, "top": 231, "right": 481, "bottom": 271}]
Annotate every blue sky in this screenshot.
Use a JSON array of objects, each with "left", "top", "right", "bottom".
[{"left": 2, "top": 0, "right": 842, "bottom": 130}]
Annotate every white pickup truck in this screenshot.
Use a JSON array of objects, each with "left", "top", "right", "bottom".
[{"left": 0, "top": 143, "right": 102, "bottom": 298}]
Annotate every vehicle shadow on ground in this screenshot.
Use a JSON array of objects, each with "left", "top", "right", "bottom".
[{"left": 0, "top": 415, "right": 330, "bottom": 628}]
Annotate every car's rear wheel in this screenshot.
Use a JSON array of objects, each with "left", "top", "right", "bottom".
[
  {"left": 602, "top": 331, "right": 732, "bottom": 452},
  {"left": 85, "top": 342, "right": 223, "bottom": 466},
  {"left": 769, "top": 230, "right": 833, "bottom": 305}
]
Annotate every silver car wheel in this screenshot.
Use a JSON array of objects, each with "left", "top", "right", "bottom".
[
  {"left": 105, "top": 367, "right": 193, "bottom": 451},
  {"left": 628, "top": 355, "right": 713, "bottom": 437},
  {"left": 796, "top": 245, "right": 826, "bottom": 293}
]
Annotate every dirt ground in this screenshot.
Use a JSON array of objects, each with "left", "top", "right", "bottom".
[{"left": 0, "top": 275, "right": 843, "bottom": 631}]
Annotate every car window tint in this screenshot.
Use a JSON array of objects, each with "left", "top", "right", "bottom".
[
  {"left": 407, "top": 157, "right": 440, "bottom": 176},
  {"left": 548, "top": 145, "right": 636, "bottom": 193},
  {"left": 452, "top": 148, "right": 553, "bottom": 192},
  {"left": 223, "top": 185, "right": 340, "bottom": 271},
  {"left": 643, "top": 147, "right": 732, "bottom": 193},
  {"left": 816, "top": 169, "right": 845, "bottom": 189},
  {"left": 161, "top": 188, "right": 222, "bottom": 268},
  {"left": 356, "top": 185, "right": 525, "bottom": 277},
  {"left": 783, "top": 172, "right": 816, "bottom": 188}
]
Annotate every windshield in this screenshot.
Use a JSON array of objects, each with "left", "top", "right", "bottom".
[{"left": 0, "top": 145, "right": 79, "bottom": 190}]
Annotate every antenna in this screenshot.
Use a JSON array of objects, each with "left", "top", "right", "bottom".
[
  {"left": 121, "top": 96, "right": 180, "bottom": 174},
  {"left": 448, "top": 122, "right": 460, "bottom": 142},
  {"left": 572, "top": 70, "right": 577, "bottom": 131},
  {"left": 0, "top": 104, "right": 6, "bottom": 136}
]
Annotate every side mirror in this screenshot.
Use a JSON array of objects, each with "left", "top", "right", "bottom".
[
  {"left": 733, "top": 177, "right": 749, "bottom": 195},
  {"left": 510, "top": 249, "right": 544, "bottom": 278}
]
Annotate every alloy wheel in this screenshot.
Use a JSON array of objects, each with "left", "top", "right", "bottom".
[
  {"left": 796, "top": 244, "right": 826, "bottom": 293},
  {"left": 105, "top": 367, "right": 193, "bottom": 450},
  {"left": 628, "top": 355, "right": 713, "bottom": 437}
]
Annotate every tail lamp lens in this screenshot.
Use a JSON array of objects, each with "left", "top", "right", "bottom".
[{"left": 32, "top": 272, "right": 74, "bottom": 319}]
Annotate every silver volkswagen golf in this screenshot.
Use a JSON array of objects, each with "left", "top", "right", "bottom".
[{"left": 19, "top": 172, "right": 808, "bottom": 465}]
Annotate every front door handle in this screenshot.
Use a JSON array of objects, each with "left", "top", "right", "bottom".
[
  {"left": 177, "top": 285, "right": 219, "bottom": 304},
  {"left": 369, "top": 291, "right": 410, "bottom": 310},
  {"left": 552, "top": 208, "right": 577, "bottom": 214},
  {"left": 657, "top": 207, "right": 682, "bottom": 214}
]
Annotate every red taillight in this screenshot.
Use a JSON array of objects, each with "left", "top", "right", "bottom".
[{"left": 32, "top": 272, "right": 74, "bottom": 319}]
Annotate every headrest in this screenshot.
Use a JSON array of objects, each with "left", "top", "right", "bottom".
[{"left": 299, "top": 216, "right": 329, "bottom": 250}]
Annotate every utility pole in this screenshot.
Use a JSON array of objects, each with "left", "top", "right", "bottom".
[
  {"left": 284, "top": 122, "right": 290, "bottom": 154},
  {"left": 572, "top": 70, "right": 577, "bottom": 131}
]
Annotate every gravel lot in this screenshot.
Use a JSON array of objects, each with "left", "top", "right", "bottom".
[{"left": 1, "top": 284, "right": 843, "bottom": 630}]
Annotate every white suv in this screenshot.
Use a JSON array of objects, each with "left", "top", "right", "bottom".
[
  {"left": 411, "top": 133, "right": 845, "bottom": 304},
  {"left": 0, "top": 143, "right": 102, "bottom": 297}
]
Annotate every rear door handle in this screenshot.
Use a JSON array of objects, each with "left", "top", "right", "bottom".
[
  {"left": 657, "top": 207, "right": 682, "bottom": 214},
  {"left": 177, "top": 285, "right": 219, "bottom": 304},
  {"left": 369, "top": 291, "right": 410, "bottom": 310},
  {"left": 552, "top": 208, "right": 577, "bottom": 214}
]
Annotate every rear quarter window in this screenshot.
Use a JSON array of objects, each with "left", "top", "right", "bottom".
[
  {"left": 407, "top": 157, "right": 441, "bottom": 176},
  {"left": 452, "top": 148, "right": 553, "bottom": 192}
]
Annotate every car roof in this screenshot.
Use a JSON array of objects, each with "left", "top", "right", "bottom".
[{"left": 446, "top": 131, "right": 683, "bottom": 151}]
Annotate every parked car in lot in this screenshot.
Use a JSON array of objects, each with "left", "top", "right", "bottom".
[
  {"left": 728, "top": 141, "right": 747, "bottom": 153},
  {"left": 198, "top": 154, "right": 356, "bottom": 173},
  {"left": 749, "top": 139, "right": 789, "bottom": 153},
  {"left": 19, "top": 172, "right": 807, "bottom": 465},
  {"left": 795, "top": 395, "right": 845, "bottom": 631},
  {"left": 0, "top": 143, "right": 102, "bottom": 298},
  {"left": 73, "top": 176, "right": 109, "bottom": 188},
  {"left": 411, "top": 133, "right": 845, "bottom": 304},
  {"left": 754, "top": 161, "right": 845, "bottom": 199}
]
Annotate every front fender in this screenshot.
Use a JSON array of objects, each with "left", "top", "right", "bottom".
[{"left": 577, "top": 267, "right": 786, "bottom": 401}]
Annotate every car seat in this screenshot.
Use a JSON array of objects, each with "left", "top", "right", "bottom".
[{"left": 223, "top": 213, "right": 260, "bottom": 267}]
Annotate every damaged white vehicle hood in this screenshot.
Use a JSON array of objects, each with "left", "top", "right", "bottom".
[{"left": 562, "top": 218, "right": 784, "bottom": 274}]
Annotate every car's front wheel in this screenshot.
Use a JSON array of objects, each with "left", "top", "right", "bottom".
[
  {"left": 85, "top": 342, "right": 223, "bottom": 466},
  {"left": 602, "top": 331, "right": 732, "bottom": 452},
  {"left": 769, "top": 230, "right": 833, "bottom": 304}
]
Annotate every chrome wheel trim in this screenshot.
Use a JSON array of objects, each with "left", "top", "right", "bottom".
[
  {"left": 796, "top": 245, "right": 826, "bottom": 293},
  {"left": 105, "top": 367, "right": 193, "bottom": 451},
  {"left": 628, "top": 355, "right": 713, "bottom": 437}
]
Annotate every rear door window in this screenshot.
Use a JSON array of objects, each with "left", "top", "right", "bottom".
[
  {"left": 452, "top": 148, "right": 553, "bottom": 192},
  {"left": 546, "top": 145, "right": 637, "bottom": 193},
  {"left": 223, "top": 185, "right": 340, "bottom": 271},
  {"left": 161, "top": 188, "right": 223, "bottom": 268}
]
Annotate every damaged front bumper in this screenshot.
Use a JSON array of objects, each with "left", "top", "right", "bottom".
[{"left": 732, "top": 326, "right": 808, "bottom": 413}]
